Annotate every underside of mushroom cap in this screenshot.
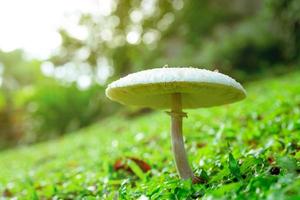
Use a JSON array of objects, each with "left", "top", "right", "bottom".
[{"left": 106, "top": 67, "right": 246, "bottom": 109}]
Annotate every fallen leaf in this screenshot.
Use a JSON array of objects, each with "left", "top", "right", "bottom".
[
  {"left": 113, "top": 157, "right": 151, "bottom": 174},
  {"left": 2, "top": 189, "right": 13, "bottom": 197},
  {"left": 114, "top": 159, "right": 125, "bottom": 171},
  {"left": 196, "top": 143, "right": 206, "bottom": 148},
  {"left": 192, "top": 176, "right": 207, "bottom": 184},
  {"left": 267, "top": 156, "right": 275, "bottom": 164},
  {"left": 128, "top": 157, "right": 151, "bottom": 172}
]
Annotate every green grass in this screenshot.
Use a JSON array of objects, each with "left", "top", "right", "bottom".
[{"left": 1, "top": 71, "right": 300, "bottom": 199}]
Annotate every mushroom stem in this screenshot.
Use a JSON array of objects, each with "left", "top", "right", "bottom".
[{"left": 170, "top": 93, "right": 194, "bottom": 179}]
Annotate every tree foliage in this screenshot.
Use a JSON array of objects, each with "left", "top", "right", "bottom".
[{"left": 0, "top": 0, "right": 300, "bottom": 148}]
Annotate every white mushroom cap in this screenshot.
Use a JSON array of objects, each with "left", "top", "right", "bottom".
[{"left": 106, "top": 67, "right": 246, "bottom": 109}]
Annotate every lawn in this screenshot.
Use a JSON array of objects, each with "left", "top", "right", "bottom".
[{"left": 0, "top": 71, "right": 300, "bottom": 199}]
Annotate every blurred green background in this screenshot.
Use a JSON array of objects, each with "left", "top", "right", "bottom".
[{"left": 0, "top": 0, "right": 299, "bottom": 150}]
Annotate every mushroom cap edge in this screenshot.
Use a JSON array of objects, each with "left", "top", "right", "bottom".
[{"left": 105, "top": 67, "right": 246, "bottom": 109}]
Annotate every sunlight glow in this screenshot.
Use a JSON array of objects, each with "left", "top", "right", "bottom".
[
  {"left": 0, "top": 0, "right": 109, "bottom": 59},
  {"left": 130, "top": 10, "right": 143, "bottom": 23},
  {"left": 41, "top": 62, "right": 55, "bottom": 76},
  {"left": 96, "top": 57, "right": 114, "bottom": 84},
  {"left": 143, "top": 30, "right": 160, "bottom": 44},
  {"left": 141, "top": 0, "right": 157, "bottom": 16},
  {"left": 126, "top": 31, "right": 141, "bottom": 45},
  {"left": 77, "top": 74, "right": 92, "bottom": 90}
]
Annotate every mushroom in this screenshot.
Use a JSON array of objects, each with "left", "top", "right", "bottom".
[{"left": 105, "top": 67, "right": 246, "bottom": 180}]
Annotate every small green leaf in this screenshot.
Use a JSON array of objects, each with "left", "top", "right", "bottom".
[
  {"left": 228, "top": 153, "right": 242, "bottom": 180},
  {"left": 240, "top": 156, "right": 262, "bottom": 174},
  {"left": 127, "top": 160, "right": 145, "bottom": 180},
  {"left": 209, "top": 182, "right": 241, "bottom": 197},
  {"left": 277, "top": 156, "right": 297, "bottom": 173}
]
